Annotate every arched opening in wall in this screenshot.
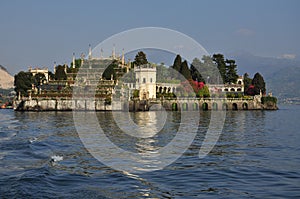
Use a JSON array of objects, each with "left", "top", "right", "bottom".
[
  {"left": 242, "top": 102, "right": 248, "bottom": 110},
  {"left": 202, "top": 103, "right": 208, "bottom": 111},
  {"left": 156, "top": 86, "right": 158, "bottom": 92},
  {"left": 172, "top": 87, "right": 176, "bottom": 93},
  {"left": 172, "top": 103, "right": 178, "bottom": 111},
  {"left": 212, "top": 102, "right": 218, "bottom": 110},
  {"left": 224, "top": 88, "right": 228, "bottom": 92},
  {"left": 159, "top": 87, "right": 162, "bottom": 93},
  {"left": 163, "top": 87, "right": 167, "bottom": 93},
  {"left": 230, "top": 88, "right": 235, "bottom": 92},
  {"left": 167, "top": 87, "right": 171, "bottom": 93},
  {"left": 193, "top": 103, "right": 198, "bottom": 110},
  {"left": 182, "top": 103, "right": 188, "bottom": 111},
  {"left": 232, "top": 103, "right": 238, "bottom": 110},
  {"left": 238, "top": 80, "right": 242, "bottom": 85},
  {"left": 237, "top": 88, "right": 242, "bottom": 92},
  {"left": 222, "top": 103, "right": 228, "bottom": 110}
]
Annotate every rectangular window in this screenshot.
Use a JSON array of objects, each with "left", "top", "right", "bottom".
[{"left": 143, "top": 78, "right": 146, "bottom": 83}]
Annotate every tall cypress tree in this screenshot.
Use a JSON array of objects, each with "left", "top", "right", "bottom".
[
  {"left": 190, "top": 58, "right": 204, "bottom": 82},
  {"left": 252, "top": 72, "right": 266, "bottom": 95},
  {"left": 243, "top": 73, "right": 252, "bottom": 95},
  {"left": 212, "top": 54, "right": 226, "bottom": 83},
  {"left": 180, "top": 60, "right": 192, "bottom": 80},
  {"left": 172, "top": 54, "right": 181, "bottom": 71},
  {"left": 171, "top": 54, "right": 182, "bottom": 79},
  {"left": 225, "top": 59, "right": 238, "bottom": 84}
]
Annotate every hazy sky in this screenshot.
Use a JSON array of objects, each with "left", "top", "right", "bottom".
[{"left": 0, "top": 0, "right": 299, "bottom": 75}]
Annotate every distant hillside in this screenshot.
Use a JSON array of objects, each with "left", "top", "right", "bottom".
[
  {"left": 227, "top": 51, "right": 300, "bottom": 100},
  {"left": 0, "top": 65, "right": 14, "bottom": 89}
]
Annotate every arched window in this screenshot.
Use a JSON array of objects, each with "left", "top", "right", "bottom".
[
  {"left": 182, "top": 103, "right": 188, "bottom": 111},
  {"left": 222, "top": 103, "right": 228, "bottom": 110},
  {"left": 193, "top": 103, "right": 198, "bottom": 110},
  {"left": 232, "top": 103, "right": 238, "bottom": 110},
  {"left": 202, "top": 103, "right": 208, "bottom": 111},
  {"left": 212, "top": 102, "right": 218, "bottom": 110},
  {"left": 242, "top": 102, "right": 248, "bottom": 110},
  {"left": 172, "top": 103, "right": 178, "bottom": 111}
]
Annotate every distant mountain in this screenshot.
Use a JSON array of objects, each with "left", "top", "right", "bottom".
[
  {"left": 0, "top": 65, "right": 14, "bottom": 89},
  {"left": 227, "top": 51, "right": 300, "bottom": 101}
]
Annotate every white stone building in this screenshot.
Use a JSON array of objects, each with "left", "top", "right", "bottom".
[
  {"left": 208, "top": 76, "right": 244, "bottom": 93},
  {"left": 133, "top": 64, "right": 156, "bottom": 100}
]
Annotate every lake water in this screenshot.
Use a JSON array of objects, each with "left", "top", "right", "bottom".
[{"left": 0, "top": 105, "right": 299, "bottom": 198}]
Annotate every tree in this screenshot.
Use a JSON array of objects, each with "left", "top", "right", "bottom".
[
  {"left": 180, "top": 60, "right": 192, "bottom": 80},
  {"left": 243, "top": 73, "right": 252, "bottom": 95},
  {"left": 102, "top": 60, "right": 117, "bottom": 80},
  {"left": 197, "top": 85, "right": 210, "bottom": 98},
  {"left": 212, "top": 54, "right": 226, "bottom": 83},
  {"left": 172, "top": 54, "right": 182, "bottom": 72},
  {"left": 55, "top": 65, "right": 67, "bottom": 80},
  {"left": 33, "top": 73, "right": 46, "bottom": 87},
  {"left": 252, "top": 72, "right": 266, "bottom": 95},
  {"left": 201, "top": 55, "right": 219, "bottom": 84},
  {"left": 156, "top": 63, "right": 170, "bottom": 83},
  {"left": 70, "top": 59, "right": 82, "bottom": 69},
  {"left": 190, "top": 58, "right": 205, "bottom": 82},
  {"left": 48, "top": 71, "right": 55, "bottom": 81},
  {"left": 170, "top": 54, "right": 182, "bottom": 80},
  {"left": 14, "top": 71, "right": 33, "bottom": 96},
  {"left": 225, "top": 59, "right": 238, "bottom": 84},
  {"left": 133, "top": 51, "right": 148, "bottom": 66}
]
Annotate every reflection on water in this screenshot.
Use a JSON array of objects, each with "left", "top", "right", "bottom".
[
  {"left": 112, "top": 111, "right": 167, "bottom": 138},
  {"left": 0, "top": 106, "right": 299, "bottom": 198},
  {"left": 74, "top": 111, "right": 198, "bottom": 173}
]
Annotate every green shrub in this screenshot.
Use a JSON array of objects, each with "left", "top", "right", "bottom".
[
  {"left": 261, "top": 96, "right": 277, "bottom": 104},
  {"left": 132, "top": 89, "right": 139, "bottom": 98}
]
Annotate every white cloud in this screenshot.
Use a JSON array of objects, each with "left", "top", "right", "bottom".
[
  {"left": 236, "top": 28, "right": 255, "bottom": 36},
  {"left": 279, "top": 54, "right": 296, "bottom": 60}
]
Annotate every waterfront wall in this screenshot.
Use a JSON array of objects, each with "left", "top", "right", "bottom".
[
  {"left": 13, "top": 96, "right": 277, "bottom": 111},
  {"left": 14, "top": 98, "right": 114, "bottom": 111}
]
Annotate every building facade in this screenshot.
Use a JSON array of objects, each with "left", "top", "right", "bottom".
[{"left": 133, "top": 64, "right": 156, "bottom": 100}]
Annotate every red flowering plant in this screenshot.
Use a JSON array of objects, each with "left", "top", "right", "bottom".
[
  {"left": 246, "top": 84, "right": 255, "bottom": 96},
  {"left": 178, "top": 80, "right": 208, "bottom": 98}
]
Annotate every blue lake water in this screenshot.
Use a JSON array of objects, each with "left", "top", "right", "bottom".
[{"left": 0, "top": 105, "right": 299, "bottom": 198}]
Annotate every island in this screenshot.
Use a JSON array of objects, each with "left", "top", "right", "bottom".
[{"left": 13, "top": 46, "right": 278, "bottom": 111}]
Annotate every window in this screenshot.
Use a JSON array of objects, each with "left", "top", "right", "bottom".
[
  {"left": 137, "top": 78, "right": 139, "bottom": 83},
  {"left": 143, "top": 78, "right": 146, "bottom": 83},
  {"left": 150, "top": 78, "right": 152, "bottom": 83}
]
